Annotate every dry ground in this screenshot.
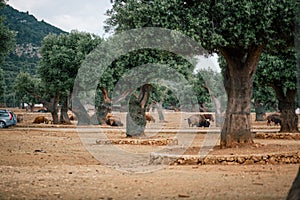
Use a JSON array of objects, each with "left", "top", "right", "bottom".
[{"left": 0, "top": 110, "right": 299, "bottom": 199}]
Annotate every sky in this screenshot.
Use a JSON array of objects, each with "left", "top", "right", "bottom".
[{"left": 7, "top": 0, "right": 112, "bottom": 37}]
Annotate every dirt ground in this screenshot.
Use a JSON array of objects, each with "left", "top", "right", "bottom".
[{"left": 0, "top": 110, "right": 299, "bottom": 199}]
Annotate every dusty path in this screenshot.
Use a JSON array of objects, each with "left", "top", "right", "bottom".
[
  {"left": 0, "top": 110, "right": 299, "bottom": 199},
  {"left": 0, "top": 127, "right": 299, "bottom": 199}
]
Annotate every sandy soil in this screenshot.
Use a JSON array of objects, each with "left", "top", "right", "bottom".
[{"left": 0, "top": 110, "right": 299, "bottom": 199}]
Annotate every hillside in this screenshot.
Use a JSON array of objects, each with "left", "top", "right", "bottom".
[
  {"left": 1, "top": 5, "right": 66, "bottom": 46},
  {"left": 0, "top": 5, "right": 66, "bottom": 106}
]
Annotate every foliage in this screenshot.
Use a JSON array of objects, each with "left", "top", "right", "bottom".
[
  {"left": 0, "top": 67, "right": 5, "bottom": 102},
  {"left": 106, "top": 0, "right": 295, "bottom": 52},
  {"left": 0, "top": 1, "right": 15, "bottom": 65},
  {"left": 14, "top": 72, "right": 42, "bottom": 106},
  {"left": 38, "top": 31, "right": 103, "bottom": 107},
  {"left": 105, "top": 0, "right": 296, "bottom": 145},
  {"left": 96, "top": 48, "right": 196, "bottom": 110},
  {"left": 255, "top": 50, "right": 297, "bottom": 107},
  {"left": 0, "top": 4, "right": 66, "bottom": 106}
]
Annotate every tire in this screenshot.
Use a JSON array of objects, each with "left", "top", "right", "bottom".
[{"left": 0, "top": 121, "right": 6, "bottom": 128}]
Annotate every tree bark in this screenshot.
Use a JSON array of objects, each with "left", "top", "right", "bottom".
[
  {"left": 126, "top": 84, "right": 152, "bottom": 137},
  {"left": 212, "top": 96, "right": 224, "bottom": 127},
  {"left": 71, "top": 96, "right": 91, "bottom": 125},
  {"left": 156, "top": 101, "right": 165, "bottom": 122},
  {"left": 273, "top": 88, "right": 299, "bottom": 133},
  {"left": 96, "top": 87, "right": 112, "bottom": 125},
  {"left": 60, "top": 98, "right": 71, "bottom": 124},
  {"left": 220, "top": 45, "right": 264, "bottom": 148}
]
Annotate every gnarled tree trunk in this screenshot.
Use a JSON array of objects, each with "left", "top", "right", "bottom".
[
  {"left": 71, "top": 96, "right": 91, "bottom": 125},
  {"left": 60, "top": 98, "right": 71, "bottom": 124},
  {"left": 96, "top": 87, "right": 112, "bottom": 125},
  {"left": 272, "top": 88, "right": 299, "bottom": 133},
  {"left": 156, "top": 101, "right": 165, "bottom": 122},
  {"left": 126, "top": 84, "right": 152, "bottom": 137},
  {"left": 220, "top": 45, "right": 264, "bottom": 148}
]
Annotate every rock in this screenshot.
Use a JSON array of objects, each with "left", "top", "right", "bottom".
[{"left": 268, "top": 156, "right": 277, "bottom": 164}]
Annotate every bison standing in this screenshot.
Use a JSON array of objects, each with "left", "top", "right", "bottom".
[
  {"left": 186, "top": 114, "right": 210, "bottom": 127},
  {"left": 267, "top": 113, "right": 281, "bottom": 126}
]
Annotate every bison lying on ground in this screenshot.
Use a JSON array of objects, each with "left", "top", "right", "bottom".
[
  {"left": 105, "top": 114, "right": 123, "bottom": 126},
  {"left": 267, "top": 113, "right": 281, "bottom": 126},
  {"left": 17, "top": 114, "right": 24, "bottom": 123},
  {"left": 186, "top": 114, "right": 210, "bottom": 127},
  {"left": 146, "top": 114, "right": 155, "bottom": 123},
  {"left": 33, "top": 116, "right": 51, "bottom": 124}
]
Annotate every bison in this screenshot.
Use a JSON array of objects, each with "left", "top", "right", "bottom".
[
  {"left": 203, "top": 114, "right": 214, "bottom": 122},
  {"left": 105, "top": 114, "right": 123, "bottom": 126},
  {"left": 146, "top": 114, "right": 155, "bottom": 123},
  {"left": 17, "top": 114, "right": 24, "bottom": 123},
  {"left": 267, "top": 113, "right": 281, "bottom": 126},
  {"left": 186, "top": 114, "right": 210, "bottom": 127},
  {"left": 33, "top": 116, "right": 50, "bottom": 124}
]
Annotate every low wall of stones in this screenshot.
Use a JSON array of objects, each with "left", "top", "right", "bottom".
[
  {"left": 96, "top": 138, "right": 178, "bottom": 145},
  {"left": 255, "top": 132, "right": 300, "bottom": 140},
  {"left": 150, "top": 152, "right": 300, "bottom": 166}
]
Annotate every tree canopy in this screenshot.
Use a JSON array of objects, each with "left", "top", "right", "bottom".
[{"left": 105, "top": 0, "right": 297, "bottom": 147}]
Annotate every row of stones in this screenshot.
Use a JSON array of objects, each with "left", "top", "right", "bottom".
[
  {"left": 150, "top": 152, "right": 300, "bottom": 165},
  {"left": 255, "top": 133, "right": 300, "bottom": 140},
  {"left": 95, "top": 138, "right": 178, "bottom": 145}
]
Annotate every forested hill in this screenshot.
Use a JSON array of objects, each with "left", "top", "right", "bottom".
[
  {"left": 1, "top": 5, "right": 66, "bottom": 45},
  {"left": 0, "top": 5, "right": 66, "bottom": 106}
]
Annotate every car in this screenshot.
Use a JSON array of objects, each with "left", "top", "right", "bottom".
[{"left": 0, "top": 109, "right": 17, "bottom": 128}]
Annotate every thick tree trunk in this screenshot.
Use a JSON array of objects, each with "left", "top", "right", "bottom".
[
  {"left": 254, "top": 101, "right": 266, "bottom": 121},
  {"left": 220, "top": 46, "right": 263, "bottom": 148},
  {"left": 126, "top": 84, "right": 152, "bottom": 137},
  {"left": 221, "top": 75, "right": 253, "bottom": 148},
  {"left": 212, "top": 96, "right": 224, "bottom": 127},
  {"left": 60, "top": 99, "right": 71, "bottom": 124},
  {"left": 49, "top": 96, "right": 60, "bottom": 124},
  {"left": 96, "top": 87, "right": 112, "bottom": 125},
  {"left": 278, "top": 91, "right": 298, "bottom": 133},
  {"left": 71, "top": 96, "right": 91, "bottom": 125},
  {"left": 156, "top": 101, "right": 165, "bottom": 122}
]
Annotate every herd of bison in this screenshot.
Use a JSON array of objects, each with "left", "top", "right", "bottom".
[
  {"left": 22, "top": 111, "right": 282, "bottom": 128},
  {"left": 2, "top": 108, "right": 300, "bottom": 199}
]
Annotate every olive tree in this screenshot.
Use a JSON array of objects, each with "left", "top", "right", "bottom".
[
  {"left": 256, "top": 50, "right": 298, "bottom": 132},
  {"left": 38, "top": 31, "right": 102, "bottom": 123},
  {"left": 106, "top": 0, "right": 296, "bottom": 147}
]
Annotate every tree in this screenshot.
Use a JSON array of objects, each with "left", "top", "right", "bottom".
[
  {"left": 0, "top": 67, "right": 5, "bottom": 104},
  {"left": 14, "top": 72, "right": 42, "bottom": 111},
  {"left": 194, "top": 68, "right": 227, "bottom": 126},
  {"left": 0, "top": 0, "right": 15, "bottom": 65},
  {"left": 106, "top": 0, "right": 296, "bottom": 147},
  {"left": 38, "top": 31, "right": 102, "bottom": 123},
  {"left": 256, "top": 50, "right": 298, "bottom": 132}
]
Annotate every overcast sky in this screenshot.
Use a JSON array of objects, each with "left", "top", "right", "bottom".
[{"left": 7, "top": 0, "right": 112, "bottom": 37}]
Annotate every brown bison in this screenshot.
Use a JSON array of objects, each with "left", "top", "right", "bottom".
[
  {"left": 17, "top": 114, "right": 24, "bottom": 123},
  {"left": 186, "top": 114, "right": 210, "bottom": 127},
  {"left": 69, "top": 114, "right": 77, "bottom": 121},
  {"left": 33, "top": 116, "right": 50, "bottom": 124},
  {"left": 146, "top": 114, "right": 155, "bottom": 123},
  {"left": 267, "top": 113, "right": 281, "bottom": 126},
  {"left": 105, "top": 114, "right": 123, "bottom": 126}
]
